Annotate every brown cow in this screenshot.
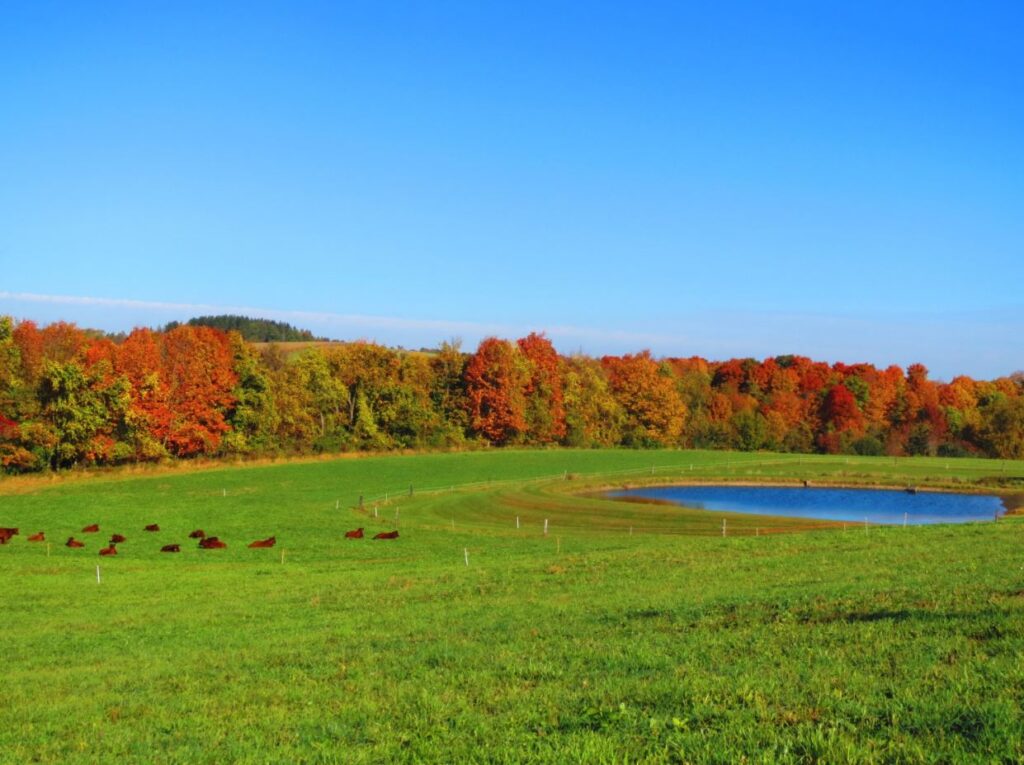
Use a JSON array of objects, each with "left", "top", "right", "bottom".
[
  {"left": 144, "top": 524, "right": 160, "bottom": 532},
  {"left": 198, "top": 536, "right": 226, "bottom": 549},
  {"left": 373, "top": 530, "right": 399, "bottom": 540},
  {"left": 65, "top": 537, "right": 85, "bottom": 548},
  {"left": 82, "top": 524, "right": 100, "bottom": 533},
  {"left": 99, "top": 543, "right": 117, "bottom": 556},
  {"left": 0, "top": 527, "right": 20, "bottom": 544},
  {"left": 160, "top": 544, "right": 181, "bottom": 553},
  {"left": 109, "top": 534, "right": 127, "bottom": 544},
  {"left": 344, "top": 528, "right": 364, "bottom": 539},
  {"left": 188, "top": 529, "right": 206, "bottom": 539},
  {"left": 27, "top": 531, "right": 45, "bottom": 542},
  {"left": 248, "top": 536, "right": 276, "bottom": 548}
]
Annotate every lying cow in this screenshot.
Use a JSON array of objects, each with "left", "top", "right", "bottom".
[
  {"left": 188, "top": 529, "right": 206, "bottom": 539},
  {"left": 160, "top": 544, "right": 181, "bottom": 553},
  {"left": 198, "top": 536, "right": 227, "bottom": 549},
  {"left": 248, "top": 536, "right": 276, "bottom": 548},
  {"left": 144, "top": 524, "right": 160, "bottom": 532},
  {"left": 344, "top": 528, "right": 364, "bottom": 539},
  {"left": 373, "top": 530, "right": 399, "bottom": 540},
  {"left": 98, "top": 543, "right": 117, "bottom": 556},
  {"left": 65, "top": 537, "right": 85, "bottom": 548},
  {"left": 82, "top": 524, "right": 100, "bottom": 533},
  {"left": 27, "top": 531, "right": 45, "bottom": 542},
  {"left": 109, "top": 534, "right": 127, "bottom": 544}
]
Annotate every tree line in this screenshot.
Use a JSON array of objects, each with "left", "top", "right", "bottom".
[
  {"left": 1, "top": 315, "right": 1022, "bottom": 472},
  {"left": 162, "top": 314, "right": 323, "bottom": 342}
]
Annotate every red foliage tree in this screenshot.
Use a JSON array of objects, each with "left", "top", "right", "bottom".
[
  {"left": 161, "top": 326, "right": 237, "bottom": 456},
  {"left": 821, "top": 383, "right": 864, "bottom": 436},
  {"left": 464, "top": 338, "right": 528, "bottom": 445},
  {"left": 114, "top": 328, "right": 174, "bottom": 457},
  {"left": 516, "top": 332, "right": 566, "bottom": 443}
]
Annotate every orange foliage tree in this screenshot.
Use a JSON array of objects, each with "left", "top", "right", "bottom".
[
  {"left": 464, "top": 338, "right": 528, "bottom": 445},
  {"left": 601, "top": 351, "right": 687, "bottom": 446},
  {"left": 161, "top": 326, "right": 238, "bottom": 456}
]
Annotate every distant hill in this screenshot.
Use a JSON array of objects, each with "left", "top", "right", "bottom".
[{"left": 164, "top": 315, "right": 324, "bottom": 342}]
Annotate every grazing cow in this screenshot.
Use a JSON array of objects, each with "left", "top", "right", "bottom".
[
  {"left": 188, "top": 529, "right": 206, "bottom": 539},
  {"left": 65, "top": 537, "right": 85, "bottom": 548},
  {"left": 109, "top": 534, "right": 127, "bottom": 544},
  {"left": 0, "top": 527, "right": 20, "bottom": 544},
  {"left": 160, "top": 544, "right": 181, "bottom": 553},
  {"left": 198, "top": 536, "right": 227, "bottom": 549},
  {"left": 248, "top": 536, "right": 276, "bottom": 548},
  {"left": 99, "top": 543, "right": 117, "bottom": 556},
  {"left": 27, "top": 531, "right": 45, "bottom": 542},
  {"left": 82, "top": 524, "right": 100, "bottom": 533},
  {"left": 144, "top": 524, "right": 160, "bottom": 532},
  {"left": 373, "top": 530, "right": 399, "bottom": 540},
  {"left": 344, "top": 528, "right": 364, "bottom": 539}
]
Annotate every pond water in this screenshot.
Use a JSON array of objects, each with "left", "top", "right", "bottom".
[{"left": 606, "top": 485, "right": 1006, "bottom": 525}]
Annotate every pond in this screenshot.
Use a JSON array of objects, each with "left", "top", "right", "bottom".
[{"left": 606, "top": 485, "right": 1006, "bottom": 525}]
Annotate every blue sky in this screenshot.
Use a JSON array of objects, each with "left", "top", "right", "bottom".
[{"left": 1, "top": 1, "right": 1021, "bottom": 379}]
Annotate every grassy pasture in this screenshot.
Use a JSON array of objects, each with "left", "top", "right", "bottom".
[{"left": 1, "top": 449, "right": 1023, "bottom": 764}]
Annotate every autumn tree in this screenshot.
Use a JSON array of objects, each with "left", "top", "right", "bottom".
[
  {"left": 430, "top": 340, "right": 470, "bottom": 439},
  {"left": 224, "top": 332, "right": 279, "bottom": 453},
  {"left": 517, "top": 332, "right": 567, "bottom": 444},
  {"left": 562, "top": 355, "right": 624, "bottom": 447},
  {"left": 464, "top": 338, "right": 529, "bottom": 445},
  {"left": 602, "top": 351, "right": 687, "bottom": 446},
  {"left": 979, "top": 394, "right": 1024, "bottom": 459},
  {"left": 38, "top": 358, "right": 131, "bottom": 468},
  {"left": 113, "top": 328, "right": 172, "bottom": 460},
  {"left": 161, "top": 325, "right": 237, "bottom": 456}
]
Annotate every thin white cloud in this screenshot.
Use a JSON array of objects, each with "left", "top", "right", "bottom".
[
  {"left": 0, "top": 291, "right": 677, "bottom": 348},
  {"left": 3, "top": 290, "right": 1019, "bottom": 379}
]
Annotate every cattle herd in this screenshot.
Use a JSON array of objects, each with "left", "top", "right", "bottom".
[{"left": 0, "top": 524, "right": 399, "bottom": 555}]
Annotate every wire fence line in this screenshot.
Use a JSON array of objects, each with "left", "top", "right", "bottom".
[
  {"left": 346, "top": 455, "right": 809, "bottom": 511},
  {"left": 337, "top": 456, "right": 948, "bottom": 540},
  {"left": 347, "top": 450, "right": 1020, "bottom": 514}
]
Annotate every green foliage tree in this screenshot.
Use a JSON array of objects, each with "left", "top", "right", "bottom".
[
  {"left": 980, "top": 395, "right": 1024, "bottom": 459},
  {"left": 170, "top": 315, "right": 322, "bottom": 342},
  {"left": 39, "top": 359, "right": 131, "bottom": 468},
  {"left": 224, "top": 332, "right": 280, "bottom": 453}
]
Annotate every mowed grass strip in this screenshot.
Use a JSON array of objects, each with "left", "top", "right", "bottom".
[{"left": 1, "top": 449, "right": 1023, "bottom": 763}]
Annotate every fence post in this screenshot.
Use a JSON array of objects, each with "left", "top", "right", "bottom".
[
  {"left": 722, "top": 519, "right": 727, "bottom": 537},
  {"left": 544, "top": 519, "right": 549, "bottom": 536}
]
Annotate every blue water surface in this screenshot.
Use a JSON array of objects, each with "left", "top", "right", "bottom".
[{"left": 607, "top": 485, "right": 1005, "bottom": 525}]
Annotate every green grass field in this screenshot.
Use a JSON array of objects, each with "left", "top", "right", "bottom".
[{"left": 2, "top": 449, "right": 1024, "bottom": 763}]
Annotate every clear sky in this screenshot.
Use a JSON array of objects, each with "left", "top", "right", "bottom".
[{"left": 2, "top": 1, "right": 1021, "bottom": 379}]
